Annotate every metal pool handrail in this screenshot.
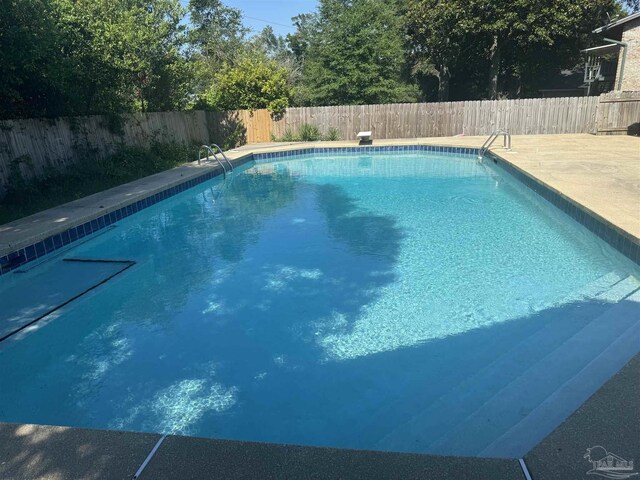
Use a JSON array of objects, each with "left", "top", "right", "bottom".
[
  {"left": 478, "top": 129, "right": 511, "bottom": 159},
  {"left": 209, "top": 143, "right": 234, "bottom": 172},
  {"left": 198, "top": 145, "right": 228, "bottom": 177}
]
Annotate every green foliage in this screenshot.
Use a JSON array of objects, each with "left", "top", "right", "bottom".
[
  {"left": 273, "top": 124, "right": 340, "bottom": 142},
  {"left": 1, "top": 0, "right": 634, "bottom": 121},
  {"left": 0, "top": 0, "right": 189, "bottom": 119},
  {"left": 56, "top": 0, "right": 188, "bottom": 114},
  {"left": 324, "top": 127, "right": 340, "bottom": 141},
  {"left": 196, "top": 56, "right": 292, "bottom": 116},
  {"left": 277, "top": 129, "right": 299, "bottom": 142},
  {"left": 0, "top": 0, "right": 66, "bottom": 118},
  {"left": 297, "top": 0, "right": 419, "bottom": 106},
  {"left": 298, "top": 124, "right": 322, "bottom": 141},
  {"left": 0, "top": 141, "right": 195, "bottom": 225},
  {"left": 406, "top": 0, "right": 618, "bottom": 100},
  {"left": 101, "top": 113, "right": 126, "bottom": 136},
  {"left": 187, "top": 0, "right": 248, "bottom": 65},
  {"left": 286, "top": 14, "right": 318, "bottom": 64}
]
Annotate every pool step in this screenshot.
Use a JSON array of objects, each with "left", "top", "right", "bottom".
[
  {"left": 352, "top": 310, "right": 548, "bottom": 447},
  {"left": 427, "top": 284, "right": 640, "bottom": 457},
  {"left": 541, "top": 271, "right": 624, "bottom": 305},
  {"left": 478, "top": 315, "right": 640, "bottom": 457},
  {"left": 375, "top": 273, "right": 636, "bottom": 454}
]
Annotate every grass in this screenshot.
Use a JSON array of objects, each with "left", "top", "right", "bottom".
[{"left": 0, "top": 141, "right": 198, "bottom": 225}]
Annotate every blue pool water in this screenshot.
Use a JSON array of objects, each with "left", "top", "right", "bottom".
[{"left": 1, "top": 152, "right": 638, "bottom": 458}]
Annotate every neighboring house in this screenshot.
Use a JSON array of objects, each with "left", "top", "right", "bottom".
[{"left": 583, "top": 12, "right": 640, "bottom": 95}]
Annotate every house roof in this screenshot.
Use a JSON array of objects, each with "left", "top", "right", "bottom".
[
  {"left": 582, "top": 43, "right": 621, "bottom": 55},
  {"left": 593, "top": 11, "right": 640, "bottom": 35}
]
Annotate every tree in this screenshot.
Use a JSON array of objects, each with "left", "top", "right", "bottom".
[
  {"left": 187, "top": 0, "right": 248, "bottom": 66},
  {"left": 407, "top": 0, "right": 617, "bottom": 100},
  {"left": 296, "top": 0, "right": 419, "bottom": 106},
  {"left": 54, "top": 0, "right": 188, "bottom": 113},
  {"left": 475, "top": 0, "right": 616, "bottom": 99},
  {"left": 0, "top": 0, "right": 67, "bottom": 118},
  {"left": 0, "top": 0, "right": 190, "bottom": 118},
  {"left": 406, "top": 1, "right": 479, "bottom": 101},
  {"left": 195, "top": 55, "right": 292, "bottom": 116},
  {"left": 286, "top": 14, "right": 319, "bottom": 64}
]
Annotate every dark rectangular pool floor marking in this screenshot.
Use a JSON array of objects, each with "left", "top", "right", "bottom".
[{"left": 0, "top": 258, "right": 135, "bottom": 343}]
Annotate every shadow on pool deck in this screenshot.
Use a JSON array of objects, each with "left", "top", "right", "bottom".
[
  {"left": 0, "top": 423, "right": 161, "bottom": 480},
  {"left": 0, "top": 422, "right": 524, "bottom": 480},
  {"left": 525, "top": 354, "right": 640, "bottom": 480}
]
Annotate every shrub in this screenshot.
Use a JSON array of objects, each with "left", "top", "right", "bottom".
[
  {"left": 298, "top": 123, "right": 322, "bottom": 141},
  {"left": 274, "top": 124, "right": 337, "bottom": 142},
  {"left": 279, "top": 128, "right": 299, "bottom": 142},
  {"left": 323, "top": 127, "right": 340, "bottom": 141}
]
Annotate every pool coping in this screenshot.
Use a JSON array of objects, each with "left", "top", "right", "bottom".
[{"left": 0, "top": 140, "right": 638, "bottom": 276}]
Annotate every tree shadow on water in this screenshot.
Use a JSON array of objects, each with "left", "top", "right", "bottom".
[
  {"left": 0, "top": 169, "right": 407, "bottom": 442},
  {"left": 196, "top": 174, "right": 406, "bottom": 361},
  {"left": 316, "top": 184, "right": 402, "bottom": 259}
]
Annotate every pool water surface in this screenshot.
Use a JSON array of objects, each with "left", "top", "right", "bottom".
[{"left": 0, "top": 151, "right": 638, "bottom": 457}]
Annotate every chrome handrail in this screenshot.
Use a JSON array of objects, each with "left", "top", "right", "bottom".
[
  {"left": 478, "top": 129, "right": 511, "bottom": 159},
  {"left": 198, "top": 145, "right": 228, "bottom": 177},
  {"left": 209, "top": 144, "right": 234, "bottom": 172}
]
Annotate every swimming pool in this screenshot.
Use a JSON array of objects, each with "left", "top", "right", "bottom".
[{"left": 1, "top": 150, "right": 638, "bottom": 458}]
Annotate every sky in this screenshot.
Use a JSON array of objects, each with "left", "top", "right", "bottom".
[{"left": 181, "top": 0, "right": 319, "bottom": 37}]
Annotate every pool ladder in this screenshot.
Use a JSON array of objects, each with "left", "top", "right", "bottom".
[
  {"left": 478, "top": 129, "right": 511, "bottom": 160},
  {"left": 197, "top": 144, "right": 234, "bottom": 177}
]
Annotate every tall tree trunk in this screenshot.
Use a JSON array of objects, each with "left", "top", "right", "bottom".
[
  {"left": 438, "top": 65, "right": 450, "bottom": 102},
  {"left": 139, "top": 85, "right": 146, "bottom": 112},
  {"left": 489, "top": 35, "right": 501, "bottom": 100}
]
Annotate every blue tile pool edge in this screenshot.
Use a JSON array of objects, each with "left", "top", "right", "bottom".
[
  {"left": 485, "top": 151, "right": 640, "bottom": 265},
  {"left": 251, "top": 144, "right": 479, "bottom": 161},
  {"left": 0, "top": 157, "right": 248, "bottom": 275},
  {"left": 1, "top": 145, "right": 638, "bottom": 275}
]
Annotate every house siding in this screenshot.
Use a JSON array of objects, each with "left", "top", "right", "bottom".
[{"left": 616, "top": 17, "right": 640, "bottom": 90}]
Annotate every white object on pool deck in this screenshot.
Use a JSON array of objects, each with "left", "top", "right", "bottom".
[{"left": 357, "top": 131, "right": 372, "bottom": 141}]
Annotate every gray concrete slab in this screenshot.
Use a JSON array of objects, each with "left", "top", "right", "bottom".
[
  {"left": 525, "top": 354, "right": 640, "bottom": 480},
  {"left": 0, "top": 422, "right": 160, "bottom": 480},
  {"left": 139, "top": 435, "right": 524, "bottom": 480}
]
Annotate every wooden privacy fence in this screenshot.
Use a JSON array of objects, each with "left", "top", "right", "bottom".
[
  {"left": 0, "top": 110, "right": 243, "bottom": 187},
  {"left": 0, "top": 93, "right": 637, "bottom": 191},
  {"left": 270, "top": 97, "right": 600, "bottom": 140},
  {"left": 596, "top": 91, "right": 640, "bottom": 135}
]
